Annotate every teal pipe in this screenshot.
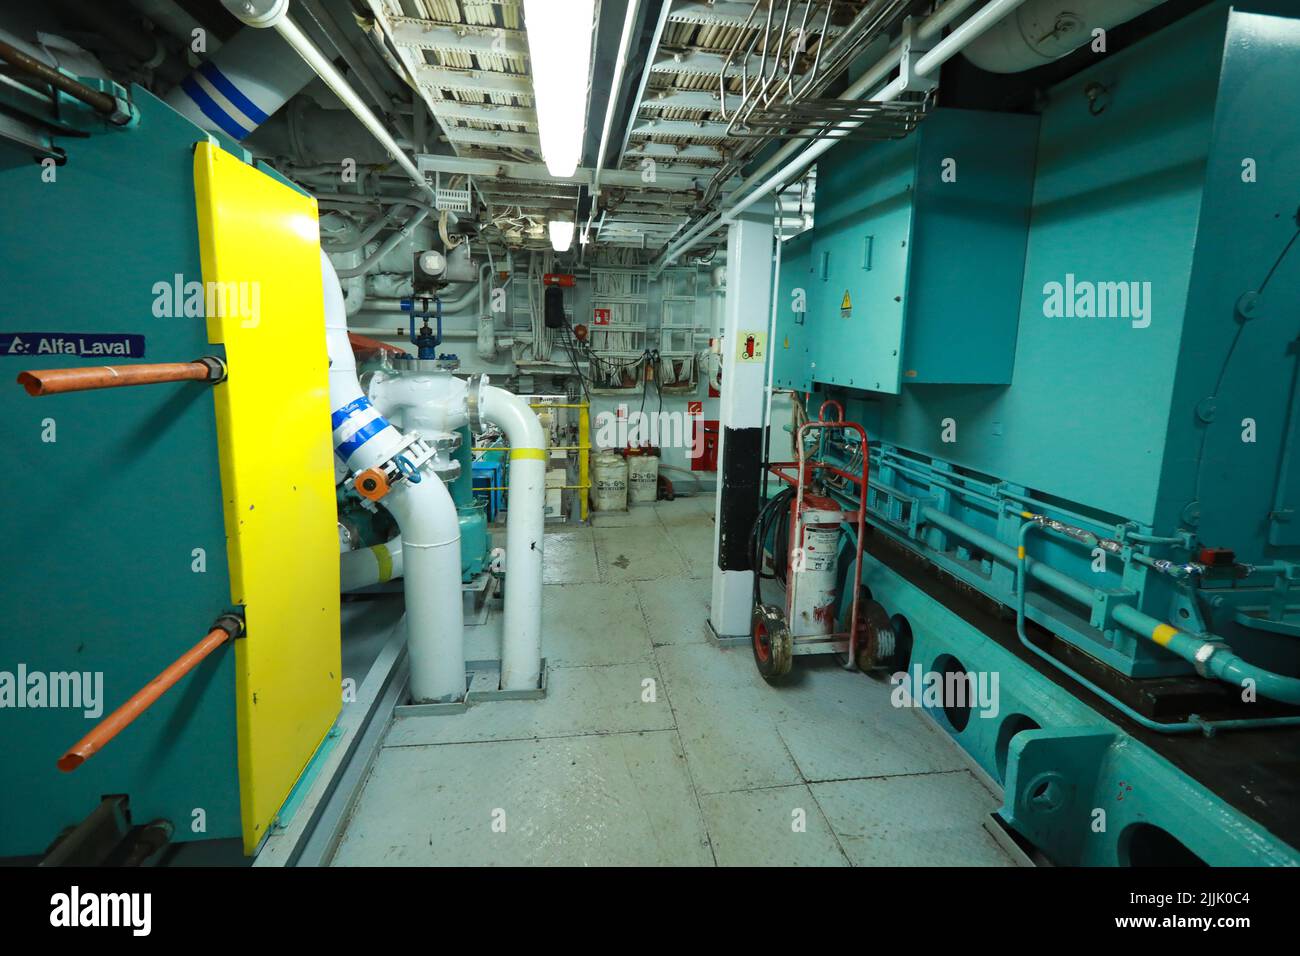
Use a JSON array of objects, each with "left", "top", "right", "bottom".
[
  {"left": 1015, "top": 521, "right": 1300, "bottom": 735},
  {"left": 919, "top": 504, "right": 1300, "bottom": 713},
  {"left": 922, "top": 506, "right": 1095, "bottom": 605}
]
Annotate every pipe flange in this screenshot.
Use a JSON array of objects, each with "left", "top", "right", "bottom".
[
  {"left": 431, "top": 459, "right": 462, "bottom": 483},
  {"left": 466, "top": 373, "right": 486, "bottom": 433},
  {"left": 431, "top": 432, "right": 462, "bottom": 451},
  {"left": 1193, "top": 641, "right": 1228, "bottom": 679}
]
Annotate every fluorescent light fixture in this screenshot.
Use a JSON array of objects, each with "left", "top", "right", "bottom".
[
  {"left": 548, "top": 216, "right": 575, "bottom": 253},
  {"left": 523, "top": 0, "right": 595, "bottom": 178}
]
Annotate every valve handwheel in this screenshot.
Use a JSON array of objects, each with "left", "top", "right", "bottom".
[{"left": 751, "top": 604, "right": 793, "bottom": 681}]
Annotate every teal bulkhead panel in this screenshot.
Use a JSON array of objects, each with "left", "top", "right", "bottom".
[
  {"left": 773, "top": 230, "right": 814, "bottom": 392},
  {"left": 865, "top": 4, "right": 1229, "bottom": 525},
  {"left": 905, "top": 110, "right": 1038, "bottom": 384},
  {"left": 1157, "top": 8, "right": 1300, "bottom": 560},
  {"left": 0, "top": 90, "right": 241, "bottom": 856}
]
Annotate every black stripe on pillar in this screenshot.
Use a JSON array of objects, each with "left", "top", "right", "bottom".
[{"left": 717, "top": 425, "right": 763, "bottom": 571}]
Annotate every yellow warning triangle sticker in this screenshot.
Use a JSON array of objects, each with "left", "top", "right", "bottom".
[{"left": 841, "top": 290, "right": 852, "bottom": 310}]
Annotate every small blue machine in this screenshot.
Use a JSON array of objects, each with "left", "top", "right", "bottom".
[{"left": 769, "top": 1, "right": 1300, "bottom": 865}]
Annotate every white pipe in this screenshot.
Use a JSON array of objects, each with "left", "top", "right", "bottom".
[
  {"left": 917, "top": 0, "right": 984, "bottom": 39},
  {"left": 222, "top": 0, "right": 433, "bottom": 197},
  {"left": 323, "top": 250, "right": 465, "bottom": 702},
  {"left": 341, "top": 537, "right": 404, "bottom": 592},
  {"left": 364, "top": 365, "right": 546, "bottom": 691},
  {"left": 959, "top": 0, "right": 1165, "bottom": 73},
  {"left": 480, "top": 386, "right": 546, "bottom": 691}
]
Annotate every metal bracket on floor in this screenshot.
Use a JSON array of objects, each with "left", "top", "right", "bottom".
[
  {"left": 704, "top": 616, "right": 750, "bottom": 649},
  {"left": 394, "top": 658, "right": 549, "bottom": 718}
]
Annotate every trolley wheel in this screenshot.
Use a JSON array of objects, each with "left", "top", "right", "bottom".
[
  {"left": 751, "top": 603, "right": 793, "bottom": 681},
  {"left": 853, "top": 598, "right": 898, "bottom": 672}
]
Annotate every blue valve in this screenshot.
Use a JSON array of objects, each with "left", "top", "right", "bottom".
[
  {"left": 394, "top": 454, "right": 421, "bottom": 483},
  {"left": 406, "top": 295, "right": 443, "bottom": 359}
]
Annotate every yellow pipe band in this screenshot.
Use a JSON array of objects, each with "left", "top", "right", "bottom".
[
  {"left": 510, "top": 448, "right": 547, "bottom": 461},
  {"left": 371, "top": 543, "right": 394, "bottom": 583},
  {"left": 1151, "top": 624, "right": 1178, "bottom": 647}
]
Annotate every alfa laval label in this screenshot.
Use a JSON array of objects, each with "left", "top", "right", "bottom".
[{"left": 1, "top": 333, "right": 145, "bottom": 357}]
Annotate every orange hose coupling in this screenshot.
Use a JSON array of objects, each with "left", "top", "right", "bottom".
[{"left": 57, "top": 613, "right": 245, "bottom": 773}]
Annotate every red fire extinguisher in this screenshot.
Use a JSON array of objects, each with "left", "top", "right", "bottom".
[{"left": 786, "top": 491, "right": 841, "bottom": 637}]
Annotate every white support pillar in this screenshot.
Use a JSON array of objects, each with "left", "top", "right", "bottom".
[{"left": 710, "top": 209, "right": 775, "bottom": 638}]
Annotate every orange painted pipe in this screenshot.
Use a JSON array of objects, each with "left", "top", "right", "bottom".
[
  {"left": 347, "top": 331, "right": 405, "bottom": 355},
  {"left": 58, "top": 617, "right": 243, "bottom": 772},
  {"left": 18, "top": 359, "right": 218, "bottom": 396}
]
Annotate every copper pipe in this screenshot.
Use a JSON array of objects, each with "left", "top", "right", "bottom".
[
  {"left": 0, "top": 37, "right": 117, "bottom": 115},
  {"left": 18, "top": 358, "right": 223, "bottom": 396},
  {"left": 58, "top": 616, "right": 244, "bottom": 772}
]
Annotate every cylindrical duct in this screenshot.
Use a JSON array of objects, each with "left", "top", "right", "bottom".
[
  {"left": 960, "top": 0, "right": 1166, "bottom": 74},
  {"left": 166, "top": 26, "right": 314, "bottom": 139}
]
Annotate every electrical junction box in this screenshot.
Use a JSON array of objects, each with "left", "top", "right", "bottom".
[{"left": 774, "top": 108, "right": 1038, "bottom": 394}]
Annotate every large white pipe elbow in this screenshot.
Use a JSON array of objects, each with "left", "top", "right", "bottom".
[
  {"left": 323, "top": 251, "right": 465, "bottom": 702},
  {"left": 481, "top": 385, "right": 546, "bottom": 691}
]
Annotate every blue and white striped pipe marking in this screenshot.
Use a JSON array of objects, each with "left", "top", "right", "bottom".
[
  {"left": 331, "top": 396, "right": 390, "bottom": 463},
  {"left": 179, "top": 62, "right": 270, "bottom": 141}
]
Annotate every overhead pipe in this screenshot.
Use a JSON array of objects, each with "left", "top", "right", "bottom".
[
  {"left": 959, "top": 0, "right": 1167, "bottom": 73},
  {"left": 298, "top": 0, "right": 413, "bottom": 142},
  {"left": 723, "top": 0, "right": 1029, "bottom": 226},
  {"left": 323, "top": 250, "right": 466, "bottom": 702},
  {"left": 221, "top": 0, "right": 434, "bottom": 199},
  {"left": 655, "top": 0, "right": 1025, "bottom": 268},
  {"left": 334, "top": 207, "right": 432, "bottom": 279}
]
